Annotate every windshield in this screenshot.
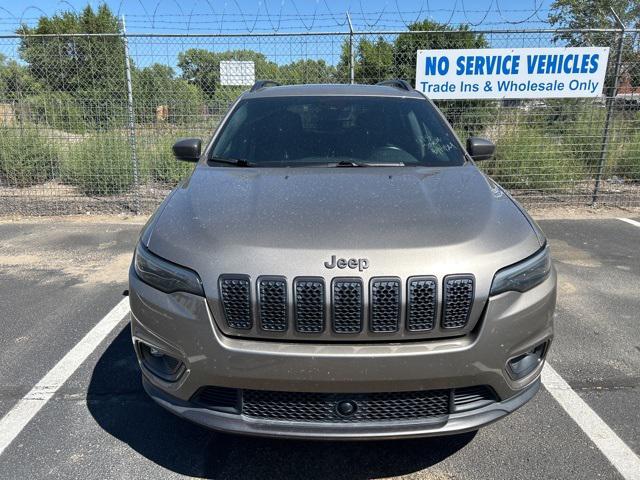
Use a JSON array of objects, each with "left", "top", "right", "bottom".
[{"left": 210, "top": 96, "right": 465, "bottom": 167}]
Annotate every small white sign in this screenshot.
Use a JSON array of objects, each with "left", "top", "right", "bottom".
[
  {"left": 220, "top": 60, "right": 255, "bottom": 86},
  {"left": 415, "top": 47, "right": 610, "bottom": 100}
]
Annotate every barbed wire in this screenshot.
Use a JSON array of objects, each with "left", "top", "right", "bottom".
[{"left": 0, "top": 0, "right": 553, "bottom": 34}]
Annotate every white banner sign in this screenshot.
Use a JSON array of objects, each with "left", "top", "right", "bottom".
[
  {"left": 220, "top": 60, "right": 255, "bottom": 86},
  {"left": 415, "top": 47, "right": 610, "bottom": 99}
]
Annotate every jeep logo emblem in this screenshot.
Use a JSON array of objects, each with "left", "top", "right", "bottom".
[{"left": 324, "top": 255, "right": 369, "bottom": 272}]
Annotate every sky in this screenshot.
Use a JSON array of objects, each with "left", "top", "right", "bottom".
[
  {"left": 0, "top": 0, "right": 558, "bottom": 70},
  {"left": 0, "top": 0, "right": 556, "bottom": 34}
]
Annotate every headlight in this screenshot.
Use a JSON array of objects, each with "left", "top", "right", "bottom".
[
  {"left": 490, "top": 245, "right": 551, "bottom": 296},
  {"left": 134, "top": 243, "right": 204, "bottom": 296}
]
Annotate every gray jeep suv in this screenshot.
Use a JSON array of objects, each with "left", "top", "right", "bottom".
[{"left": 129, "top": 80, "right": 556, "bottom": 439}]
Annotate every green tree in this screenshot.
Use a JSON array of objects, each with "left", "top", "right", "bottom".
[
  {"left": 177, "top": 49, "right": 218, "bottom": 97},
  {"left": 18, "top": 5, "right": 126, "bottom": 128},
  {"left": 337, "top": 21, "right": 486, "bottom": 85},
  {"left": 0, "top": 54, "right": 42, "bottom": 100},
  {"left": 277, "top": 59, "right": 337, "bottom": 84},
  {"left": 549, "top": 0, "right": 639, "bottom": 34},
  {"left": 358, "top": 37, "right": 395, "bottom": 83},
  {"left": 18, "top": 5, "right": 124, "bottom": 93},
  {"left": 393, "top": 20, "right": 487, "bottom": 85},
  {"left": 549, "top": 0, "right": 640, "bottom": 88},
  {"left": 134, "top": 63, "right": 205, "bottom": 125},
  {"left": 178, "top": 49, "right": 278, "bottom": 100},
  {"left": 337, "top": 36, "right": 394, "bottom": 83}
]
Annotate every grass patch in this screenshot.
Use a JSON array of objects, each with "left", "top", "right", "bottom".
[
  {"left": 0, "top": 125, "right": 59, "bottom": 187},
  {"left": 560, "top": 105, "right": 606, "bottom": 166},
  {"left": 606, "top": 129, "right": 640, "bottom": 180},
  {"left": 483, "top": 125, "right": 585, "bottom": 191},
  {"left": 17, "top": 92, "right": 88, "bottom": 134},
  {"left": 61, "top": 133, "right": 135, "bottom": 195},
  {"left": 137, "top": 132, "right": 195, "bottom": 184}
]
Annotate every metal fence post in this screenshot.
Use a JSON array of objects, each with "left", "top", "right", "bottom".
[
  {"left": 591, "top": 9, "right": 625, "bottom": 205},
  {"left": 119, "top": 15, "right": 140, "bottom": 214},
  {"left": 346, "top": 12, "right": 355, "bottom": 84}
]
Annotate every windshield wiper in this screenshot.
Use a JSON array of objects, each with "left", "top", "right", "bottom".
[
  {"left": 332, "top": 160, "right": 367, "bottom": 167},
  {"left": 329, "top": 160, "right": 406, "bottom": 167},
  {"left": 210, "top": 156, "right": 255, "bottom": 167}
]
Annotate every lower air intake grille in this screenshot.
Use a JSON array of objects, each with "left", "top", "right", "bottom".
[
  {"left": 294, "top": 278, "right": 325, "bottom": 333},
  {"left": 332, "top": 279, "right": 363, "bottom": 333},
  {"left": 407, "top": 277, "right": 437, "bottom": 331},
  {"left": 192, "top": 386, "right": 239, "bottom": 412},
  {"left": 442, "top": 276, "right": 474, "bottom": 329},
  {"left": 258, "top": 277, "right": 288, "bottom": 331},
  {"left": 242, "top": 389, "right": 450, "bottom": 423},
  {"left": 370, "top": 279, "right": 400, "bottom": 332},
  {"left": 453, "top": 385, "right": 497, "bottom": 412},
  {"left": 219, "top": 276, "right": 252, "bottom": 329}
]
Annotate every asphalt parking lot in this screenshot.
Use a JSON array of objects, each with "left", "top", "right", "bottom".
[{"left": 0, "top": 215, "right": 638, "bottom": 479}]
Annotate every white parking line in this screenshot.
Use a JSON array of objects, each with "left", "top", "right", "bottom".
[
  {"left": 618, "top": 217, "right": 640, "bottom": 228},
  {"left": 0, "top": 298, "right": 130, "bottom": 457},
  {"left": 542, "top": 364, "right": 640, "bottom": 480}
]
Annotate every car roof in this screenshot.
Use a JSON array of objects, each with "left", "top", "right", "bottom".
[{"left": 243, "top": 83, "right": 425, "bottom": 99}]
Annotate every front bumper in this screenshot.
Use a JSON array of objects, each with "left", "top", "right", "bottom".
[
  {"left": 129, "top": 268, "right": 555, "bottom": 438},
  {"left": 143, "top": 374, "right": 540, "bottom": 440}
]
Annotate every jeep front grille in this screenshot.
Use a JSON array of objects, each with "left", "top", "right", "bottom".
[
  {"left": 407, "top": 276, "right": 437, "bottom": 331},
  {"left": 294, "top": 278, "right": 325, "bottom": 333},
  {"left": 219, "top": 275, "right": 252, "bottom": 330},
  {"left": 215, "top": 274, "right": 478, "bottom": 340},
  {"left": 258, "top": 277, "right": 288, "bottom": 331},
  {"left": 442, "top": 275, "right": 475, "bottom": 329},
  {"left": 369, "top": 278, "right": 400, "bottom": 332},
  {"left": 332, "top": 279, "right": 364, "bottom": 333}
]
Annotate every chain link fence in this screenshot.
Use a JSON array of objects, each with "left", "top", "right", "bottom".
[{"left": 0, "top": 26, "right": 639, "bottom": 215}]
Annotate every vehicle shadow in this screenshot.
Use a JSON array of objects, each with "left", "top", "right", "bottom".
[{"left": 87, "top": 324, "right": 476, "bottom": 479}]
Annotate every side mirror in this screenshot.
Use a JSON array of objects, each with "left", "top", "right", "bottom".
[
  {"left": 466, "top": 137, "right": 495, "bottom": 161},
  {"left": 172, "top": 138, "right": 201, "bottom": 162}
]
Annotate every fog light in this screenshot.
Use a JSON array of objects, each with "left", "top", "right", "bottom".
[
  {"left": 507, "top": 342, "right": 547, "bottom": 380},
  {"left": 138, "top": 342, "right": 185, "bottom": 382}
]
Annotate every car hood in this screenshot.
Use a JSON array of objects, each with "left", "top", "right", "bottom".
[{"left": 146, "top": 163, "right": 541, "bottom": 298}]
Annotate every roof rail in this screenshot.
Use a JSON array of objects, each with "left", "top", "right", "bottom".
[
  {"left": 376, "top": 79, "right": 413, "bottom": 91},
  {"left": 250, "top": 80, "right": 280, "bottom": 92}
]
